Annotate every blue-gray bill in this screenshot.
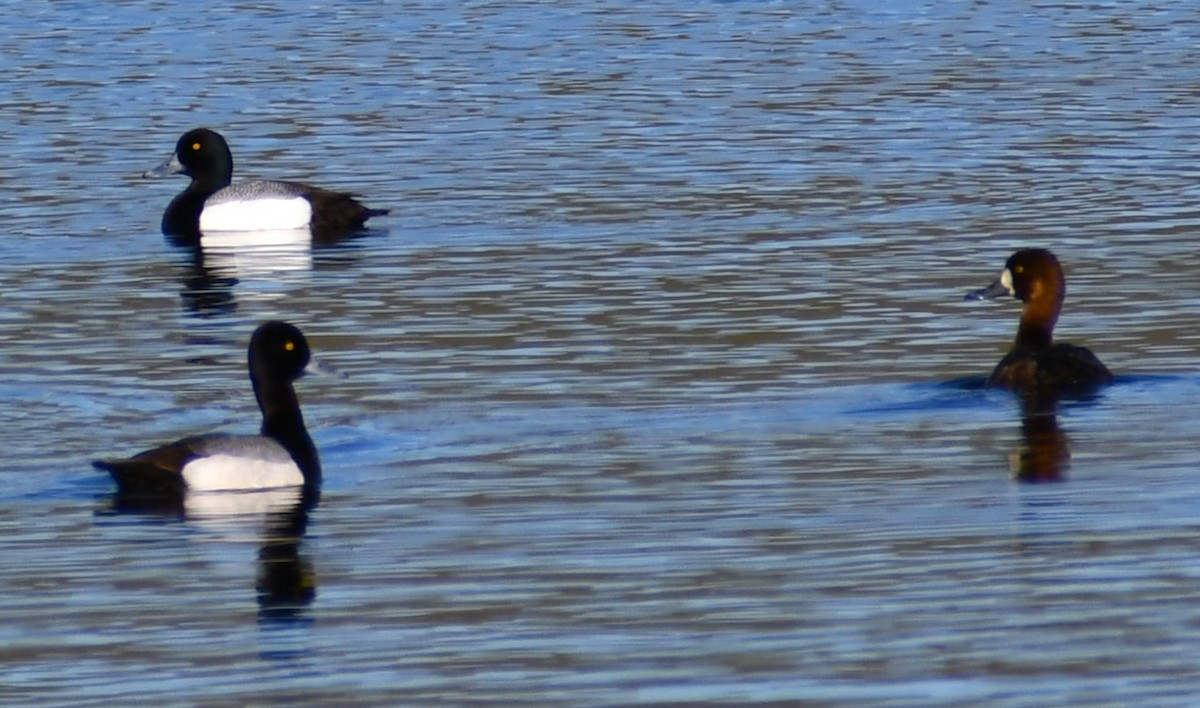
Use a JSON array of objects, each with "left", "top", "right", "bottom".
[
  {"left": 143, "top": 152, "right": 185, "bottom": 179},
  {"left": 965, "top": 279, "right": 1012, "bottom": 301}
]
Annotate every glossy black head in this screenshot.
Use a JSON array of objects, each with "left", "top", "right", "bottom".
[
  {"left": 168, "top": 128, "right": 234, "bottom": 186},
  {"left": 250, "top": 321, "right": 312, "bottom": 386}
]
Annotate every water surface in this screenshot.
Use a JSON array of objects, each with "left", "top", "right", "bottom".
[{"left": 4, "top": 1, "right": 1200, "bottom": 704}]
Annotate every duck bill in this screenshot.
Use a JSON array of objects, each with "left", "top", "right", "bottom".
[
  {"left": 964, "top": 268, "right": 1015, "bottom": 301},
  {"left": 143, "top": 152, "right": 185, "bottom": 179},
  {"left": 302, "top": 358, "right": 343, "bottom": 379}
]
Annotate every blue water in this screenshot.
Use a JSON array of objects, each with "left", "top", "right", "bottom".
[{"left": 5, "top": 1, "right": 1200, "bottom": 704}]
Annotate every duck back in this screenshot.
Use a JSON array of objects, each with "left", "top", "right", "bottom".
[{"left": 988, "top": 342, "right": 1113, "bottom": 394}]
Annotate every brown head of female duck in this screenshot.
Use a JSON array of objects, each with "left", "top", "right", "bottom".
[{"left": 966, "top": 248, "right": 1113, "bottom": 395}]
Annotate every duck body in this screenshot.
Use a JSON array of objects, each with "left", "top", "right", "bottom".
[
  {"left": 986, "top": 342, "right": 1112, "bottom": 393},
  {"left": 147, "top": 128, "right": 387, "bottom": 240},
  {"left": 966, "top": 248, "right": 1113, "bottom": 396},
  {"left": 94, "top": 321, "right": 321, "bottom": 499},
  {"left": 96, "top": 434, "right": 305, "bottom": 495}
]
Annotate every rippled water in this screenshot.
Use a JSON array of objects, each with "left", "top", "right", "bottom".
[{"left": 6, "top": 1, "right": 1200, "bottom": 704}]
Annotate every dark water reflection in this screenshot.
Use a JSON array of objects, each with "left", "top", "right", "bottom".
[
  {"left": 6, "top": 0, "right": 1200, "bottom": 704},
  {"left": 255, "top": 498, "right": 318, "bottom": 624},
  {"left": 1014, "top": 394, "right": 1073, "bottom": 484}
]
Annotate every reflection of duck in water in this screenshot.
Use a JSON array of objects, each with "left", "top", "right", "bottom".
[
  {"left": 256, "top": 495, "right": 318, "bottom": 623},
  {"left": 93, "top": 321, "right": 322, "bottom": 501},
  {"left": 145, "top": 127, "right": 388, "bottom": 242},
  {"left": 175, "top": 229, "right": 315, "bottom": 318},
  {"left": 172, "top": 226, "right": 369, "bottom": 319},
  {"left": 966, "top": 249, "right": 1113, "bottom": 396},
  {"left": 1011, "top": 392, "right": 1071, "bottom": 483},
  {"left": 103, "top": 484, "right": 320, "bottom": 623}
]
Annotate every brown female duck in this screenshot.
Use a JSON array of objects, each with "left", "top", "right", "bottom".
[{"left": 966, "top": 248, "right": 1112, "bottom": 395}]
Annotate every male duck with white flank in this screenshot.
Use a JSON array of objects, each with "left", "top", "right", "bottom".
[
  {"left": 966, "top": 248, "right": 1113, "bottom": 395},
  {"left": 94, "top": 321, "right": 322, "bottom": 498},
  {"left": 146, "top": 128, "right": 388, "bottom": 239}
]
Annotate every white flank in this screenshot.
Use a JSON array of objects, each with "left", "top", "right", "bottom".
[
  {"left": 182, "top": 454, "right": 304, "bottom": 491},
  {"left": 200, "top": 196, "right": 312, "bottom": 232}
]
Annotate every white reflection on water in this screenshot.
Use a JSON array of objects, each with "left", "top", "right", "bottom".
[{"left": 200, "top": 229, "right": 314, "bottom": 276}]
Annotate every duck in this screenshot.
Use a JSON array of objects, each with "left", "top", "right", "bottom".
[
  {"left": 965, "top": 248, "right": 1113, "bottom": 395},
  {"left": 145, "top": 128, "right": 388, "bottom": 240},
  {"left": 93, "top": 321, "right": 322, "bottom": 498}
]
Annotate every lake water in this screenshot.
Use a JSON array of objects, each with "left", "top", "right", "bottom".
[{"left": 5, "top": 1, "right": 1200, "bottom": 704}]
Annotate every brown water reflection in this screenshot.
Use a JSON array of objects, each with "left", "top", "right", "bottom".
[{"left": 1013, "top": 394, "right": 1073, "bottom": 484}]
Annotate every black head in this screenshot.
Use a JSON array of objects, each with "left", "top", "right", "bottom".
[
  {"left": 170, "top": 128, "right": 234, "bottom": 185},
  {"left": 249, "top": 321, "right": 312, "bottom": 386}
]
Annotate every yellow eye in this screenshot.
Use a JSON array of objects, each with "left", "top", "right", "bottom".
[
  {"left": 191, "top": 142, "right": 201, "bottom": 151},
  {"left": 1014, "top": 266, "right": 1024, "bottom": 274},
  {"left": 284, "top": 341, "right": 295, "bottom": 352}
]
